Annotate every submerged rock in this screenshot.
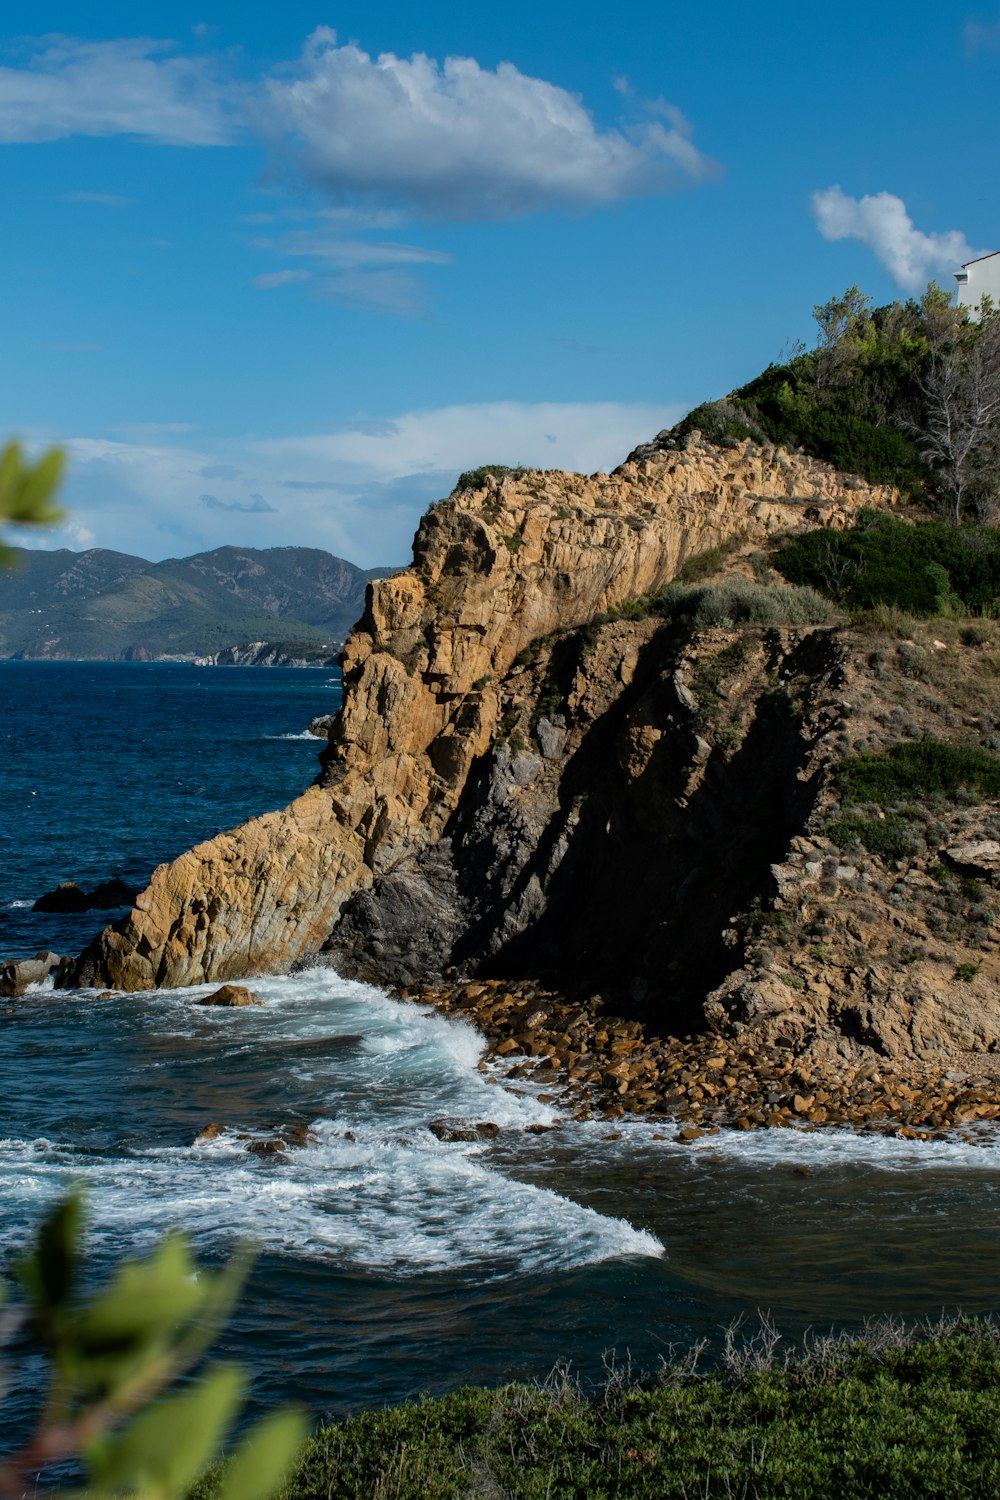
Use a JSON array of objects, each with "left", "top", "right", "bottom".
[{"left": 428, "top": 1119, "right": 500, "bottom": 1143}]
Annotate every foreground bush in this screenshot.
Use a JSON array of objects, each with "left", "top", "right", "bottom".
[
  {"left": 196, "top": 1320, "right": 1000, "bottom": 1500},
  {"left": 0, "top": 1194, "right": 305, "bottom": 1500}
]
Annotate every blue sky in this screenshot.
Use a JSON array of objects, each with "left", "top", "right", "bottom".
[{"left": 2, "top": 0, "right": 998, "bottom": 565}]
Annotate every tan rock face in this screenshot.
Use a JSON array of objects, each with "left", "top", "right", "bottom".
[{"left": 76, "top": 439, "right": 894, "bottom": 992}]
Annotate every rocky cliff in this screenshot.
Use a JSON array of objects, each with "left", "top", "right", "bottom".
[
  {"left": 76, "top": 431, "right": 1000, "bottom": 1078},
  {"left": 77, "top": 435, "right": 890, "bottom": 994}
]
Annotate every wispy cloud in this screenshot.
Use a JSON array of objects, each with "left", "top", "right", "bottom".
[
  {"left": 810, "top": 186, "right": 982, "bottom": 291},
  {"left": 252, "top": 228, "right": 450, "bottom": 313},
  {"left": 0, "top": 35, "right": 235, "bottom": 145},
  {"left": 259, "top": 28, "right": 717, "bottom": 220},
  {"left": 964, "top": 16, "right": 1000, "bottom": 51},
  {"left": 201, "top": 492, "right": 276, "bottom": 513},
  {"left": 45, "top": 401, "right": 682, "bottom": 566},
  {"left": 111, "top": 421, "right": 198, "bottom": 435},
  {"left": 253, "top": 268, "right": 311, "bottom": 290}
]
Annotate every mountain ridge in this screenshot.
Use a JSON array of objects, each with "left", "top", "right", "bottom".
[{"left": 0, "top": 543, "right": 399, "bottom": 660}]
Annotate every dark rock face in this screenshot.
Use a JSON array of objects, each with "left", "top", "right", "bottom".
[
  {"left": 33, "top": 878, "right": 137, "bottom": 913},
  {"left": 322, "top": 617, "right": 835, "bottom": 1029},
  {"left": 319, "top": 843, "right": 467, "bottom": 987}
]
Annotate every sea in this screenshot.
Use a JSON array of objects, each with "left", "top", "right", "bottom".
[{"left": 4, "top": 660, "right": 1000, "bottom": 1440}]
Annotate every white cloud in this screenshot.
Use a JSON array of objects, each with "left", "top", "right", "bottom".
[
  {"left": 40, "top": 401, "right": 680, "bottom": 567},
  {"left": 259, "top": 28, "right": 717, "bottom": 220},
  {"left": 1, "top": 29, "right": 715, "bottom": 236},
  {"left": 0, "top": 36, "right": 234, "bottom": 145},
  {"left": 810, "top": 186, "right": 982, "bottom": 292}
]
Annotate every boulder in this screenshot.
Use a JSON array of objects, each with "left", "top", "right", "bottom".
[
  {"left": 0, "top": 959, "right": 51, "bottom": 997},
  {"left": 196, "top": 984, "right": 263, "bottom": 1007},
  {"left": 0, "top": 951, "right": 70, "bottom": 997},
  {"left": 428, "top": 1119, "right": 500, "bottom": 1142}
]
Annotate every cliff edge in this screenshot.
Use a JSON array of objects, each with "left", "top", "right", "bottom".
[{"left": 76, "top": 436, "right": 888, "bottom": 994}]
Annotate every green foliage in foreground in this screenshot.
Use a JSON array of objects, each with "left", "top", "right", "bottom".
[
  {"left": 452, "top": 464, "right": 528, "bottom": 493},
  {"left": 0, "top": 440, "right": 65, "bottom": 564},
  {"left": 0, "top": 1193, "right": 305, "bottom": 1499},
  {"left": 838, "top": 739, "right": 1000, "bottom": 806},
  {"left": 194, "top": 1323, "right": 1000, "bottom": 1500},
  {"left": 775, "top": 512, "right": 1000, "bottom": 616}
]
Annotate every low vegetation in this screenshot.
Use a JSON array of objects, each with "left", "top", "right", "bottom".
[
  {"left": 669, "top": 284, "right": 1000, "bottom": 520},
  {"left": 775, "top": 511, "right": 1000, "bottom": 616},
  {"left": 837, "top": 739, "right": 1000, "bottom": 805},
  {"left": 452, "top": 464, "right": 528, "bottom": 493},
  {"left": 193, "top": 1319, "right": 1000, "bottom": 1499}
]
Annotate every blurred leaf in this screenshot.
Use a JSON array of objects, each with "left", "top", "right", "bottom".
[
  {"left": 86, "top": 1363, "right": 246, "bottom": 1498},
  {"left": 16, "top": 1190, "right": 84, "bottom": 1329},
  {"left": 0, "top": 441, "right": 66, "bottom": 527},
  {"left": 214, "top": 1407, "right": 309, "bottom": 1500},
  {"left": 78, "top": 1233, "right": 203, "bottom": 1348}
]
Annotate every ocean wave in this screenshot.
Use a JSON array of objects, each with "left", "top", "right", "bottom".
[{"left": 0, "top": 968, "right": 661, "bottom": 1276}]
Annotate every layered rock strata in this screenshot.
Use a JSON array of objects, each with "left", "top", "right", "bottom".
[{"left": 76, "top": 438, "right": 892, "bottom": 991}]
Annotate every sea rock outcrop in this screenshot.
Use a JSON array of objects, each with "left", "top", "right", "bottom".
[{"left": 75, "top": 437, "right": 894, "bottom": 993}]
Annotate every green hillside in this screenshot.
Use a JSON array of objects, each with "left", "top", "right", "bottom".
[{"left": 0, "top": 544, "right": 399, "bottom": 659}]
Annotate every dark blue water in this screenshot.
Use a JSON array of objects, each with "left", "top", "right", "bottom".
[
  {"left": 1, "top": 661, "right": 339, "bottom": 959},
  {"left": 4, "top": 662, "right": 1000, "bottom": 1455}
]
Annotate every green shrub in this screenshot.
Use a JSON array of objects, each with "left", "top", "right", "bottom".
[
  {"left": 452, "top": 464, "right": 528, "bottom": 493},
  {"left": 838, "top": 740, "right": 1000, "bottom": 805},
  {"left": 672, "top": 398, "right": 766, "bottom": 449},
  {"left": 827, "top": 814, "right": 916, "bottom": 861},
  {"left": 682, "top": 578, "right": 843, "bottom": 629},
  {"left": 0, "top": 1193, "right": 305, "bottom": 1499},
  {"left": 775, "top": 512, "right": 1000, "bottom": 615},
  {"left": 208, "top": 1320, "right": 1000, "bottom": 1500}
]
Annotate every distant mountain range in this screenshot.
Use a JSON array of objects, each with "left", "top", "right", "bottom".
[{"left": 0, "top": 544, "right": 399, "bottom": 660}]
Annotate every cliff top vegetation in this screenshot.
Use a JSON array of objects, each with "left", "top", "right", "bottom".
[{"left": 658, "top": 285, "right": 1000, "bottom": 525}]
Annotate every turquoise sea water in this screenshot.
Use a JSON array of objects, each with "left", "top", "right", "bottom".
[{"left": 4, "top": 662, "right": 1000, "bottom": 1443}]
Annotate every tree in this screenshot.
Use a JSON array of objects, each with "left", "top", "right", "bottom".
[
  {"left": 0, "top": 1193, "right": 306, "bottom": 1499},
  {"left": 916, "top": 315, "right": 1000, "bottom": 523},
  {"left": 0, "top": 440, "right": 66, "bottom": 564}
]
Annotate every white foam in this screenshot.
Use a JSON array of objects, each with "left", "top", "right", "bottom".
[
  {"left": 265, "top": 732, "right": 322, "bottom": 741},
  {"left": 562, "top": 1114, "right": 1000, "bottom": 1173},
  {"left": 0, "top": 1118, "right": 662, "bottom": 1275},
  {"left": 9, "top": 899, "right": 33, "bottom": 909},
  {"left": 1, "top": 967, "right": 660, "bottom": 1275}
]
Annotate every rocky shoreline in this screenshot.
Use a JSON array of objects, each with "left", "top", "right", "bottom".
[{"left": 407, "top": 978, "right": 1000, "bottom": 1144}]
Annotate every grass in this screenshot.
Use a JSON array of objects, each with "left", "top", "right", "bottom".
[
  {"left": 838, "top": 740, "right": 1000, "bottom": 805},
  {"left": 194, "top": 1319, "right": 1000, "bottom": 1499}
]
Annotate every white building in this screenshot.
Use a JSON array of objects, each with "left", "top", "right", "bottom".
[{"left": 955, "top": 251, "right": 1000, "bottom": 318}]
